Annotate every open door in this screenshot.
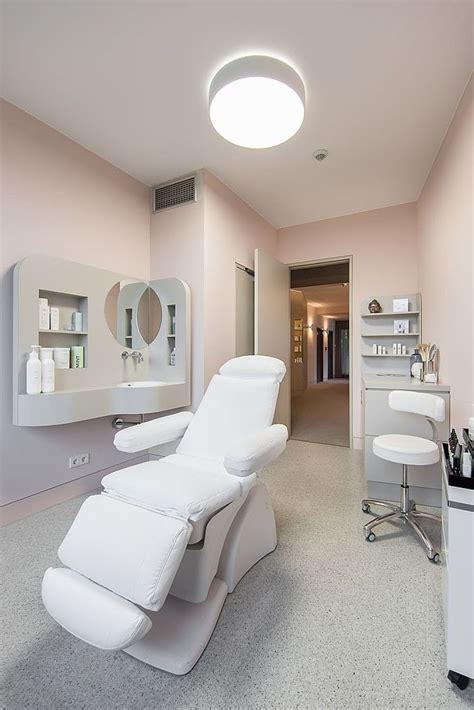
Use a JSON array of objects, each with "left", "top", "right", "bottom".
[{"left": 254, "top": 249, "right": 290, "bottom": 429}]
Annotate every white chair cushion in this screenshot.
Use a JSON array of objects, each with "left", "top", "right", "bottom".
[
  {"left": 373, "top": 434, "right": 439, "bottom": 466},
  {"left": 113, "top": 412, "right": 193, "bottom": 453},
  {"left": 224, "top": 424, "right": 288, "bottom": 477},
  {"left": 177, "top": 375, "right": 279, "bottom": 462},
  {"left": 42, "top": 567, "right": 152, "bottom": 650},
  {"left": 102, "top": 456, "right": 242, "bottom": 522},
  {"left": 219, "top": 355, "right": 286, "bottom": 383},
  {"left": 58, "top": 494, "right": 191, "bottom": 611}
]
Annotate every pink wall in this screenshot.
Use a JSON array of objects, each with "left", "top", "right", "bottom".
[
  {"left": 1, "top": 100, "right": 151, "bottom": 508},
  {"left": 150, "top": 170, "right": 276, "bottom": 407},
  {"left": 417, "top": 78, "right": 473, "bottom": 429},
  {"left": 203, "top": 171, "right": 277, "bottom": 385},
  {"left": 150, "top": 185, "right": 205, "bottom": 408},
  {"left": 277, "top": 203, "right": 419, "bottom": 445}
]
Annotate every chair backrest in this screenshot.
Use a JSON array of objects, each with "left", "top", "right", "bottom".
[
  {"left": 177, "top": 356, "right": 286, "bottom": 463},
  {"left": 388, "top": 390, "right": 445, "bottom": 422}
]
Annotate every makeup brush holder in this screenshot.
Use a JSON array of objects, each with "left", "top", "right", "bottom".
[{"left": 423, "top": 359, "right": 438, "bottom": 383}]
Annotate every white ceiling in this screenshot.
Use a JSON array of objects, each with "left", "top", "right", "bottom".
[
  {"left": 2, "top": 1, "right": 472, "bottom": 228},
  {"left": 299, "top": 284, "right": 349, "bottom": 317}
]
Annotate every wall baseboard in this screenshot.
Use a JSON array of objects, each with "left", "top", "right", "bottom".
[{"left": 0, "top": 455, "right": 148, "bottom": 526}]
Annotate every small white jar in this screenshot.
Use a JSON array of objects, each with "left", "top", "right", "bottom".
[
  {"left": 40, "top": 347, "right": 55, "bottom": 392},
  {"left": 53, "top": 347, "right": 70, "bottom": 369}
]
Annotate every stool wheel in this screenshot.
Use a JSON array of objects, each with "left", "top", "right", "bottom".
[
  {"left": 365, "top": 532, "right": 376, "bottom": 542},
  {"left": 429, "top": 552, "right": 440, "bottom": 564},
  {"left": 447, "top": 670, "right": 469, "bottom": 690},
  {"left": 362, "top": 503, "right": 371, "bottom": 513}
]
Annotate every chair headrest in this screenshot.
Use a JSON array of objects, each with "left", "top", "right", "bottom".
[{"left": 219, "top": 356, "right": 286, "bottom": 383}]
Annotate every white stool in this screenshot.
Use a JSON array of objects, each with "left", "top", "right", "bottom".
[{"left": 362, "top": 390, "right": 446, "bottom": 563}]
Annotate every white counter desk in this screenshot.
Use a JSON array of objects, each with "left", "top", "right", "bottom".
[{"left": 363, "top": 376, "right": 451, "bottom": 507}]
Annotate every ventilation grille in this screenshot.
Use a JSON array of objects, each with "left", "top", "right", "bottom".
[{"left": 153, "top": 175, "right": 196, "bottom": 212}]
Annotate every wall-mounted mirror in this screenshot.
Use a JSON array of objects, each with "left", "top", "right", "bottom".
[{"left": 104, "top": 280, "right": 162, "bottom": 349}]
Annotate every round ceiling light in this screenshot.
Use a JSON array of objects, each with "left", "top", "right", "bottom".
[{"left": 209, "top": 56, "right": 305, "bottom": 149}]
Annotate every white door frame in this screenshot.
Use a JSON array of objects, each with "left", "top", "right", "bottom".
[{"left": 288, "top": 255, "right": 354, "bottom": 448}]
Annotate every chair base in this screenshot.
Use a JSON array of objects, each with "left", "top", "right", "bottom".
[
  {"left": 362, "top": 486, "right": 441, "bottom": 563},
  {"left": 125, "top": 578, "right": 228, "bottom": 675},
  {"left": 125, "top": 482, "right": 278, "bottom": 674}
]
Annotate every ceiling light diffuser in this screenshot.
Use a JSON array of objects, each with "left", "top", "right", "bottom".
[{"left": 209, "top": 56, "right": 305, "bottom": 149}]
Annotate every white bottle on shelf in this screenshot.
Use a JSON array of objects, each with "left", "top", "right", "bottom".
[
  {"left": 170, "top": 346, "right": 176, "bottom": 366},
  {"left": 40, "top": 347, "right": 55, "bottom": 393},
  {"left": 26, "top": 345, "right": 42, "bottom": 394}
]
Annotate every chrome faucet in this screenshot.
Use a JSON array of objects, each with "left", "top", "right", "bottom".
[{"left": 121, "top": 351, "right": 144, "bottom": 363}]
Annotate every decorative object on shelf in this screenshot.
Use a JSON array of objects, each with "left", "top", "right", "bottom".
[
  {"left": 38, "top": 298, "right": 49, "bottom": 330},
  {"left": 40, "top": 347, "right": 55, "bottom": 393},
  {"left": 50, "top": 307, "right": 60, "bottom": 331},
  {"left": 393, "top": 297, "right": 409, "bottom": 312},
  {"left": 368, "top": 299, "right": 382, "bottom": 313},
  {"left": 70, "top": 345, "right": 84, "bottom": 369},
  {"left": 53, "top": 347, "right": 70, "bottom": 369},
  {"left": 72, "top": 311, "right": 83, "bottom": 332},
  {"left": 394, "top": 319, "right": 409, "bottom": 334},
  {"left": 26, "top": 345, "right": 42, "bottom": 394},
  {"left": 414, "top": 342, "right": 439, "bottom": 382}
]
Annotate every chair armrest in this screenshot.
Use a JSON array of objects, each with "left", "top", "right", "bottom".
[
  {"left": 224, "top": 424, "right": 288, "bottom": 477},
  {"left": 113, "top": 412, "right": 194, "bottom": 453}
]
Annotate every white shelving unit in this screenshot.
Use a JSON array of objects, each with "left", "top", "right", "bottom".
[{"left": 361, "top": 293, "right": 421, "bottom": 377}]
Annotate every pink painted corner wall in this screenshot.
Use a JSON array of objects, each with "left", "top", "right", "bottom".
[
  {"left": 417, "top": 77, "right": 473, "bottom": 429},
  {"left": 150, "top": 187, "right": 205, "bottom": 408},
  {"left": 1, "top": 100, "right": 151, "bottom": 506},
  {"left": 277, "top": 203, "right": 419, "bottom": 445},
  {"left": 150, "top": 170, "right": 277, "bottom": 405},
  {"left": 203, "top": 171, "right": 277, "bottom": 386}
]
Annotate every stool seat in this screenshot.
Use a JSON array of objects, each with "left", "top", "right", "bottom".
[{"left": 373, "top": 434, "right": 439, "bottom": 466}]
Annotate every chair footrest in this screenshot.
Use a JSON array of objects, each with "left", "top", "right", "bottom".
[{"left": 42, "top": 568, "right": 152, "bottom": 650}]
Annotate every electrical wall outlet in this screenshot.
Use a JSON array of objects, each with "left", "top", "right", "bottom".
[{"left": 69, "top": 452, "right": 90, "bottom": 469}]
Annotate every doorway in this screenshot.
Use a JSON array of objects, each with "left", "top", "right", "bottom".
[
  {"left": 289, "top": 260, "right": 351, "bottom": 447},
  {"left": 235, "top": 263, "right": 255, "bottom": 357},
  {"left": 251, "top": 249, "right": 352, "bottom": 442}
]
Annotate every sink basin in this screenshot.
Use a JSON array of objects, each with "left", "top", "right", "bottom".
[{"left": 117, "top": 381, "right": 166, "bottom": 388}]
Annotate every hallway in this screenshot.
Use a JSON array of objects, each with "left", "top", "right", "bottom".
[{"left": 291, "top": 379, "right": 350, "bottom": 447}]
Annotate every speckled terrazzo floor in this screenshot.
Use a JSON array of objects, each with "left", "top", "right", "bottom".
[{"left": 1, "top": 440, "right": 473, "bottom": 709}]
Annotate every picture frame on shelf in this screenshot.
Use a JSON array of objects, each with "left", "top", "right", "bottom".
[
  {"left": 393, "top": 297, "right": 409, "bottom": 312},
  {"left": 394, "top": 319, "right": 409, "bottom": 334}
]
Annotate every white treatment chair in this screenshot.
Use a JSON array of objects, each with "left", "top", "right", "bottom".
[{"left": 42, "top": 356, "right": 288, "bottom": 674}]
